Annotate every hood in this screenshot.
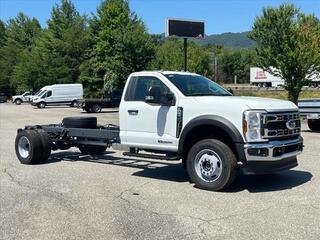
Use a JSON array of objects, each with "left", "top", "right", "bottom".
[
  {"left": 193, "top": 96, "right": 298, "bottom": 111},
  {"left": 12, "top": 95, "right": 22, "bottom": 99}
]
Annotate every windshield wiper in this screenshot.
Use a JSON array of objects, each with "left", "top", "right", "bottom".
[{"left": 190, "top": 93, "right": 223, "bottom": 96}]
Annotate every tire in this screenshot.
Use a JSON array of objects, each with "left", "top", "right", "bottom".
[
  {"left": 36, "top": 129, "right": 52, "bottom": 162},
  {"left": 78, "top": 145, "right": 107, "bottom": 155},
  {"left": 186, "top": 139, "right": 237, "bottom": 191},
  {"left": 38, "top": 102, "right": 46, "bottom": 108},
  {"left": 62, "top": 116, "right": 97, "bottom": 129},
  {"left": 91, "top": 104, "right": 102, "bottom": 113},
  {"left": 85, "top": 107, "right": 92, "bottom": 113},
  {"left": 308, "top": 119, "right": 320, "bottom": 131},
  {"left": 15, "top": 99, "right": 22, "bottom": 105},
  {"left": 15, "top": 129, "right": 43, "bottom": 164},
  {"left": 70, "top": 100, "right": 79, "bottom": 107}
]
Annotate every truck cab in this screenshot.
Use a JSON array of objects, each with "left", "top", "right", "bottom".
[{"left": 119, "top": 71, "right": 303, "bottom": 189}]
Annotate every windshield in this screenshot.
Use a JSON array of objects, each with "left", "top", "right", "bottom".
[
  {"left": 36, "top": 90, "right": 46, "bottom": 96},
  {"left": 164, "top": 74, "right": 232, "bottom": 96}
]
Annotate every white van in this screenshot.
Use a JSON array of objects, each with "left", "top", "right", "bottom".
[{"left": 32, "top": 84, "right": 83, "bottom": 108}]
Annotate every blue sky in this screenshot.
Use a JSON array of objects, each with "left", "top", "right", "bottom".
[{"left": 0, "top": 0, "right": 319, "bottom": 34}]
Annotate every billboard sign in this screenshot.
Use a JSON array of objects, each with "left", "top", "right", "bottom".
[{"left": 165, "top": 19, "right": 205, "bottom": 38}]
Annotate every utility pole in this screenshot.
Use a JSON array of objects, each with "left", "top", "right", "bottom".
[
  {"left": 183, "top": 38, "right": 187, "bottom": 72},
  {"left": 214, "top": 57, "right": 218, "bottom": 81}
]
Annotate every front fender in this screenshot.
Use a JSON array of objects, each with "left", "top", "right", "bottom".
[{"left": 178, "top": 115, "right": 244, "bottom": 155}]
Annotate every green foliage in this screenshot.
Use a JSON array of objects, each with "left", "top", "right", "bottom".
[
  {"left": 0, "top": 20, "right": 6, "bottom": 46},
  {"left": 0, "top": 13, "right": 41, "bottom": 93},
  {"left": 80, "top": 77, "right": 104, "bottom": 98},
  {"left": 149, "top": 39, "right": 213, "bottom": 77},
  {"left": 81, "top": 0, "right": 155, "bottom": 91},
  {"left": 249, "top": 4, "right": 320, "bottom": 103},
  {"left": 218, "top": 48, "right": 256, "bottom": 83},
  {"left": 1, "top": 0, "right": 318, "bottom": 101},
  {"left": 11, "top": 0, "right": 89, "bottom": 92}
]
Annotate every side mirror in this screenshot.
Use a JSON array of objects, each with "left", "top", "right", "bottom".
[
  {"left": 145, "top": 86, "right": 175, "bottom": 106},
  {"left": 227, "top": 88, "right": 234, "bottom": 95},
  {"left": 145, "top": 86, "right": 161, "bottom": 104}
]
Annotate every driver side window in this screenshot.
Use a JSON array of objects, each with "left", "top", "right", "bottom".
[
  {"left": 125, "top": 76, "right": 170, "bottom": 102},
  {"left": 42, "top": 90, "right": 52, "bottom": 99}
]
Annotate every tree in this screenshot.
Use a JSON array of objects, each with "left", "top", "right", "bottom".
[
  {"left": 249, "top": 4, "right": 320, "bottom": 104},
  {"left": 81, "top": 0, "right": 155, "bottom": 91},
  {"left": 149, "top": 39, "right": 213, "bottom": 78},
  {"left": 12, "top": 0, "right": 89, "bottom": 92},
  {"left": 0, "top": 13, "right": 41, "bottom": 93},
  {"left": 218, "top": 48, "right": 256, "bottom": 83},
  {"left": 0, "top": 20, "right": 6, "bottom": 46}
]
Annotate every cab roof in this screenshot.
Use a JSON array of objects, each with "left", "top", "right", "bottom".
[{"left": 131, "top": 70, "right": 199, "bottom": 76}]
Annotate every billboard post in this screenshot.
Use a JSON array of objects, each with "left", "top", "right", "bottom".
[
  {"left": 183, "top": 38, "right": 187, "bottom": 72},
  {"left": 165, "top": 19, "right": 205, "bottom": 72}
]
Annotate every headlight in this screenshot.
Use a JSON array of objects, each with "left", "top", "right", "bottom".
[{"left": 243, "top": 110, "right": 267, "bottom": 142}]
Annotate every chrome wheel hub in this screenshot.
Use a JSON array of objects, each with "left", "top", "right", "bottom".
[
  {"left": 194, "top": 149, "right": 222, "bottom": 182},
  {"left": 18, "top": 136, "right": 30, "bottom": 158}
]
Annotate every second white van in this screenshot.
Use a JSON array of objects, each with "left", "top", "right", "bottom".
[{"left": 32, "top": 84, "right": 83, "bottom": 108}]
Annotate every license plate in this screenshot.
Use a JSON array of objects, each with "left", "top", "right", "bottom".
[{"left": 307, "top": 113, "right": 319, "bottom": 119}]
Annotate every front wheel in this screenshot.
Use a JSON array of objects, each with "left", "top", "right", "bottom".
[
  {"left": 70, "top": 100, "right": 79, "bottom": 107},
  {"left": 38, "top": 102, "right": 46, "bottom": 108},
  {"left": 15, "top": 99, "right": 22, "bottom": 105},
  {"left": 187, "top": 139, "right": 237, "bottom": 191}
]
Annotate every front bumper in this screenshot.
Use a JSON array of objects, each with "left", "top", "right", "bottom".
[
  {"left": 238, "top": 137, "right": 303, "bottom": 174},
  {"left": 244, "top": 136, "right": 303, "bottom": 161}
]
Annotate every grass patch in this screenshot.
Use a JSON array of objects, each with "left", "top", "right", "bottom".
[{"left": 234, "top": 90, "right": 320, "bottom": 100}]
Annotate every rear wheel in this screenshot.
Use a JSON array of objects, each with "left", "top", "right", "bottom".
[
  {"left": 78, "top": 145, "right": 107, "bottom": 155},
  {"left": 15, "top": 99, "right": 22, "bottom": 105},
  {"left": 15, "top": 129, "right": 43, "bottom": 164},
  {"left": 187, "top": 139, "right": 237, "bottom": 191},
  {"left": 91, "top": 104, "right": 102, "bottom": 113},
  {"left": 85, "top": 106, "right": 93, "bottom": 113},
  {"left": 308, "top": 119, "right": 320, "bottom": 131},
  {"left": 36, "top": 129, "right": 52, "bottom": 161}
]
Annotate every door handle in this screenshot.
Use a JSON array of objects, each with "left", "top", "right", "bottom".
[{"left": 128, "top": 110, "right": 139, "bottom": 115}]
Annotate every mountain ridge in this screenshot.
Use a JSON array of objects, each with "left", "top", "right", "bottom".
[
  {"left": 158, "top": 31, "right": 256, "bottom": 49},
  {"left": 195, "top": 31, "right": 256, "bottom": 48}
]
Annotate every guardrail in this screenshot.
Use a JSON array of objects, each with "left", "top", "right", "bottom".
[{"left": 222, "top": 85, "right": 320, "bottom": 92}]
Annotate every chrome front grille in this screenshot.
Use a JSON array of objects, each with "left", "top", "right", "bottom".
[{"left": 262, "top": 112, "right": 301, "bottom": 139}]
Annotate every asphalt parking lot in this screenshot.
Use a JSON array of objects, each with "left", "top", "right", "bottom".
[{"left": 0, "top": 103, "right": 319, "bottom": 240}]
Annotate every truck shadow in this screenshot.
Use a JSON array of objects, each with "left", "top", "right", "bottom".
[
  {"left": 226, "top": 170, "right": 312, "bottom": 193},
  {"left": 49, "top": 151, "right": 189, "bottom": 182},
  {"left": 80, "top": 110, "right": 119, "bottom": 114},
  {"left": 49, "top": 151, "right": 312, "bottom": 193}
]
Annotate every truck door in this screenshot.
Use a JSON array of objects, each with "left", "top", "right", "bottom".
[
  {"left": 42, "top": 90, "right": 53, "bottom": 104},
  {"left": 121, "top": 75, "right": 178, "bottom": 151}
]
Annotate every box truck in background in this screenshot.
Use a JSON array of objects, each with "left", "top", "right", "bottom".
[{"left": 250, "top": 67, "right": 320, "bottom": 87}]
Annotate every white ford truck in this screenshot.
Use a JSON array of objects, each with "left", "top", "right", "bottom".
[
  {"left": 15, "top": 71, "right": 303, "bottom": 191},
  {"left": 12, "top": 91, "right": 33, "bottom": 105}
]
